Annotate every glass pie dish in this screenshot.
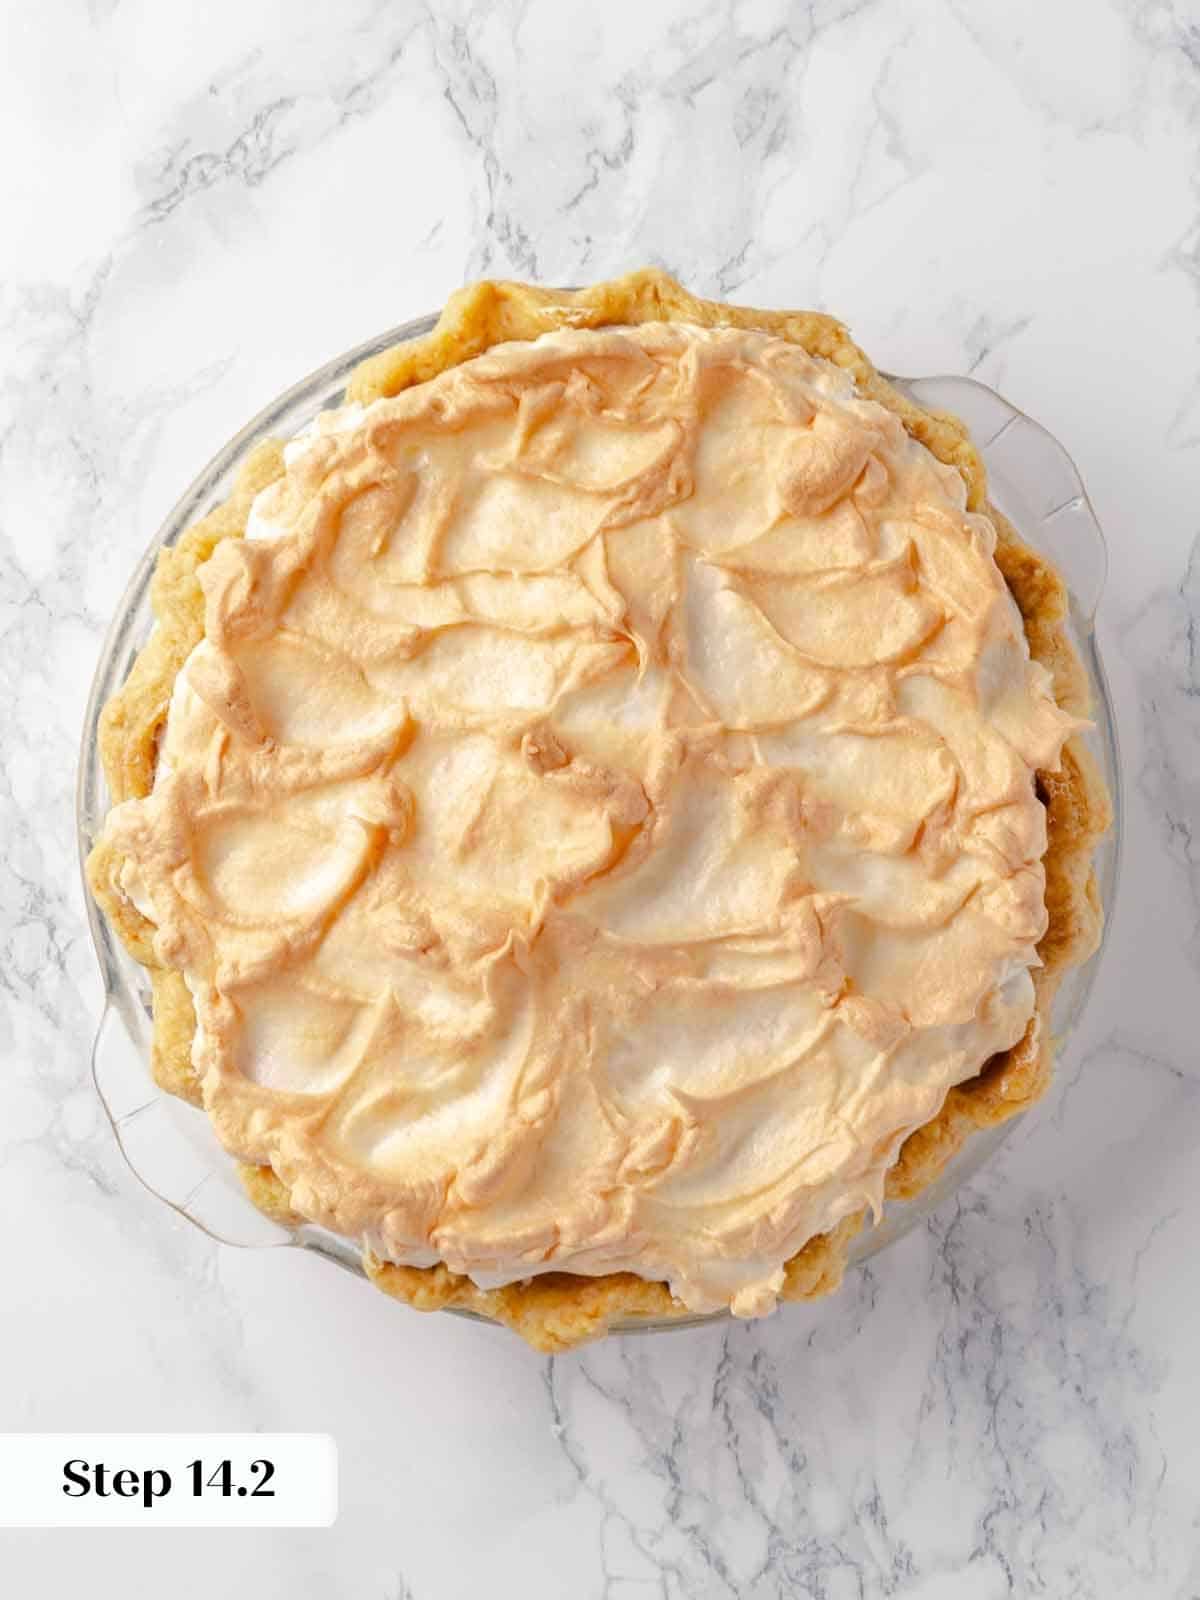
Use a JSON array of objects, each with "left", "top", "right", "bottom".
[{"left": 76, "top": 313, "right": 1124, "bottom": 1335}]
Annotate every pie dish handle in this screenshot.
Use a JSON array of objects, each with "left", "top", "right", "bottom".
[
  {"left": 889, "top": 375, "right": 1109, "bottom": 626},
  {"left": 91, "top": 1000, "right": 293, "bottom": 1249}
]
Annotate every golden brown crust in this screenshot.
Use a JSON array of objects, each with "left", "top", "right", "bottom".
[
  {"left": 238, "top": 1161, "right": 303, "bottom": 1228},
  {"left": 150, "top": 969, "right": 205, "bottom": 1106},
  {"left": 363, "top": 1210, "right": 864, "bottom": 1354},
  {"left": 87, "top": 270, "right": 1109, "bottom": 1349}
]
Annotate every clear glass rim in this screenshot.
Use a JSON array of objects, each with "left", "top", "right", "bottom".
[{"left": 76, "top": 315, "right": 1124, "bottom": 1340}]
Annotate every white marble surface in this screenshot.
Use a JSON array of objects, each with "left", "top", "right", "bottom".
[{"left": 2, "top": 0, "right": 1198, "bottom": 1592}]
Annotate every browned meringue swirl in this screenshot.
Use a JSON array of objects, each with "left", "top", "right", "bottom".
[{"left": 104, "top": 323, "right": 1082, "bottom": 1316}]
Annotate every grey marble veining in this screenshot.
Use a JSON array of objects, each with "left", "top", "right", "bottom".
[{"left": 3, "top": 1, "right": 1199, "bottom": 1594}]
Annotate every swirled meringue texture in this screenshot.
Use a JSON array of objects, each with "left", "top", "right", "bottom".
[{"left": 106, "top": 323, "right": 1083, "bottom": 1317}]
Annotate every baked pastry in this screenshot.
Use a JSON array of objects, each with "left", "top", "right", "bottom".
[{"left": 87, "top": 271, "right": 1110, "bottom": 1351}]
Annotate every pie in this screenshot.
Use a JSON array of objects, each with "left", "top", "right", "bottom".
[{"left": 86, "top": 270, "right": 1110, "bottom": 1351}]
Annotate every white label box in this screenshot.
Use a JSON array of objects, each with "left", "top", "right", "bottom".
[{"left": 0, "top": 1434, "right": 337, "bottom": 1527}]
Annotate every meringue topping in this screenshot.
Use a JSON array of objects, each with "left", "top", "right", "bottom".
[{"left": 102, "top": 322, "right": 1080, "bottom": 1316}]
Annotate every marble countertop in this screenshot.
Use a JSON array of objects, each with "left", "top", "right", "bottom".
[{"left": 3, "top": 0, "right": 1198, "bottom": 1593}]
